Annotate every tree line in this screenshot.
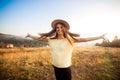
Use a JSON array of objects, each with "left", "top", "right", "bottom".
[
  {"left": 96, "top": 35, "right": 120, "bottom": 47},
  {"left": 0, "top": 36, "right": 48, "bottom": 48}
]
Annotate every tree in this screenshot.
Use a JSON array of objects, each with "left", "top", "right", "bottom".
[{"left": 0, "top": 42, "right": 5, "bottom": 48}]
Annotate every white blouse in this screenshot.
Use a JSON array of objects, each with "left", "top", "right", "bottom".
[{"left": 48, "top": 38, "right": 74, "bottom": 68}]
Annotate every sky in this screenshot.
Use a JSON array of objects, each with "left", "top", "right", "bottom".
[{"left": 0, "top": 0, "right": 120, "bottom": 40}]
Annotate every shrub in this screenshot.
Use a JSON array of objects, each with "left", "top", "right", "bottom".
[{"left": 96, "top": 35, "right": 120, "bottom": 47}]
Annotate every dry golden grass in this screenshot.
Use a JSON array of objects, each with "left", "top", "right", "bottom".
[{"left": 0, "top": 46, "right": 120, "bottom": 80}]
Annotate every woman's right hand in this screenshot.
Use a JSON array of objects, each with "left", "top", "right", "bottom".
[{"left": 25, "top": 33, "right": 31, "bottom": 38}]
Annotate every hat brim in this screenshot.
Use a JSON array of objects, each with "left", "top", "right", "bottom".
[{"left": 51, "top": 19, "right": 70, "bottom": 30}]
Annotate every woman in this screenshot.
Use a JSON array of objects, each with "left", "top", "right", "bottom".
[{"left": 26, "top": 19, "right": 105, "bottom": 80}]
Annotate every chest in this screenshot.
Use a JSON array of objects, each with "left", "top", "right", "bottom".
[{"left": 48, "top": 39, "right": 73, "bottom": 51}]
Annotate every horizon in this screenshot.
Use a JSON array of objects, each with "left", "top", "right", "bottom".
[{"left": 0, "top": 32, "right": 120, "bottom": 43}]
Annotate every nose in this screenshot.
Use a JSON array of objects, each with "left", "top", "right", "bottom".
[{"left": 57, "top": 27, "right": 62, "bottom": 31}]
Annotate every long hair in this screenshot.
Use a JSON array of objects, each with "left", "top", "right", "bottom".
[{"left": 39, "top": 23, "right": 80, "bottom": 45}]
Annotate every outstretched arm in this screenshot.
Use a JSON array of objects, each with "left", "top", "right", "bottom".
[
  {"left": 25, "top": 33, "right": 48, "bottom": 42},
  {"left": 74, "top": 34, "right": 106, "bottom": 43}
]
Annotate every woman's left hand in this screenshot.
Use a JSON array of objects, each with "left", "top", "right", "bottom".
[{"left": 100, "top": 33, "right": 107, "bottom": 39}]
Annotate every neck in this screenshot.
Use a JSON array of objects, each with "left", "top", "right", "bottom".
[{"left": 57, "top": 34, "right": 65, "bottom": 39}]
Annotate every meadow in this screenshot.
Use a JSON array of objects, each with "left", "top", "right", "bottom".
[{"left": 0, "top": 46, "right": 120, "bottom": 80}]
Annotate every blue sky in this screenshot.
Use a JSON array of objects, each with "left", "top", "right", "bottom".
[{"left": 0, "top": 0, "right": 120, "bottom": 40}]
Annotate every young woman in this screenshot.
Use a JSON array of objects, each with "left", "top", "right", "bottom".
[{"left": 26, "top": 19, "right": 105, "bottom": 80}]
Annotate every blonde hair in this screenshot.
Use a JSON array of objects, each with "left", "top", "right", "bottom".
[{"left": 39, "top": 23, "right": 80, "bottom": 45}]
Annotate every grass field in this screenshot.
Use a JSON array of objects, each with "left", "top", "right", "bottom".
[{"left": 0, "top": 46, "right": 120, "bottom": 80}]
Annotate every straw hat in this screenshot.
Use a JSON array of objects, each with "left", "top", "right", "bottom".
[{"left": 51, "top": 19, "right": 70, "bottom": 30}]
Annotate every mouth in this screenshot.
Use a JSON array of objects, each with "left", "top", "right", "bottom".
[{"left": 57, "top": 30, "right": 60, "bottom": 32}]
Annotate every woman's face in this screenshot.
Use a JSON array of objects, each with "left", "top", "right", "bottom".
[{"left": 56, "top": 24, "right": 64, "bottom": 35}]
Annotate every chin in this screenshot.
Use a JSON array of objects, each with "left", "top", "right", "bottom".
[{"left": 58, "top": 33, "right": 63, "bottom": 35}]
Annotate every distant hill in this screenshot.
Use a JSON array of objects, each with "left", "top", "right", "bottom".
[{"left": 0, "top": 33, "right": 48, "bottom": 47}]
